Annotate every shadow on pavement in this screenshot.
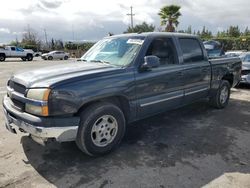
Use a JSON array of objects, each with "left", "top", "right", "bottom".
[{"left": 21, "top": 98, "right": 250, "bottom": 187}]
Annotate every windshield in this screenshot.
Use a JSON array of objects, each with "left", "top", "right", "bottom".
[{"left": 81, "top": 36, "right": 144, "bottom": 67}]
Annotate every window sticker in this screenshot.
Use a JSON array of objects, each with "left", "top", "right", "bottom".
[{"left": 127, "top": 39, "right": 144, "bottom": 45}]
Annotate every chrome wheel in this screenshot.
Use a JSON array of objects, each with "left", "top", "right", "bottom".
[
  {"left": 220, "top": 86, "right": 228, "bottom": 104},
  {"left": 91, "top": 115, "right": 118, "bottom": 147}
]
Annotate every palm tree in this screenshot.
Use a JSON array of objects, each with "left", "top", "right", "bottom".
[{"left": 158, "top": 5, "right": 181, "bottom": 32}]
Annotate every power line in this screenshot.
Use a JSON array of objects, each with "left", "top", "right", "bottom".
[{"left": 127, "top": 6, "right": 135, "bottom": 30}]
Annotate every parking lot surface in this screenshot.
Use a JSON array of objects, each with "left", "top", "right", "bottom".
[{"left": 0, "top": 58, "right": 250, "bottom": 188}]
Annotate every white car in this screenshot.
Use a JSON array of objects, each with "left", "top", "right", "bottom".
[
  {"left": 225, "top": 50, "right": 246, "bottom": 57},
  {"left": 41, "top": 51, "right": 69, "bottom": 60},
  {"left": 0, "top": 46, "right": 34, "bottom": 62},
  {"left": 239, "top": 52, "right": 250, "bottom": 84}
]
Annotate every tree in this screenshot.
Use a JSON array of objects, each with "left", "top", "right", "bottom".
[
  {"left": 51, "top": 38, "right": 55, "bottom": 50},
  {"left": 158, "top": 5, "right": 181, "bottom": 32},
  {"left": 243, "top": 26, "right": 250, "bottom": 36},
  {"left": 199, "top": 26, "right": 213, "bottom": 39},
  {"left": 228, "top": 26, "right": 240, "bottom": 37},
  {"left": 21, "top": 26, "right": 41, "bottom": 50},
  {"left": 124, "top": 22, "right": 155, "bottom": 33},
  {"left": 186, "top": 25, "right": 192, "bottom": 34}
]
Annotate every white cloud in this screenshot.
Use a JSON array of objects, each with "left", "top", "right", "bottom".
[{"left": 0, "top": 28, "right": 10, "bottom": 34}]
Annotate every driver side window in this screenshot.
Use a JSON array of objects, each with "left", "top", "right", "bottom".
[{"left": 146, "top": 37, "right": 177, "bottom": 66}]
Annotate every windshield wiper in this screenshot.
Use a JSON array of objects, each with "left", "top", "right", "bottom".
[{"left": 90, "top": 59, "right": 111, "bottom": 65}]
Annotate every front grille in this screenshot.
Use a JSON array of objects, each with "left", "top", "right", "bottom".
[
  {"left": 12, "top": 98, "right": 25, "bottom": 111},
  {"left": 241, "top": 70, "right": 250, "bottom": 76},
  {"left": 8, "top": 80, "right": 26, "bottom": 94},
  {"left": 8, "top": 80, "right": 26, "bottom": 111}
]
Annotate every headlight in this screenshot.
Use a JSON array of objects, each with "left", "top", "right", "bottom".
[{"left": 25, "top": 88, "right": 50, "bottom": 116}]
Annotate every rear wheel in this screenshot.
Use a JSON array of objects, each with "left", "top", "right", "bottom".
[
  {"left": 209, "top": 80, "right": 231, "bottom": 109},
  {"left": 26, "top": 54, "right": 33, "bottom": 61},
  {"left": 0, "top": 54, "right": 5, "bottom": 62},
  {"left": 76, "top": 102, "right": 126, "bottom": 156},
  {"left": 64, "top": 56, "right": 69, "bottom": 60}
]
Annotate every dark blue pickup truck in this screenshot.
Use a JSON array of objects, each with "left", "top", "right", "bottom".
[{"left": 3, "top": 32, "right": 241, "bottom": 156}]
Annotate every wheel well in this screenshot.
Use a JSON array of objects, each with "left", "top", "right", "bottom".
[
  {"left": 76, "top": 96, "right": 130, "bottom": 121},
  {"left": 0, "top": 53, "right": 6, "bottom": 57},
  {"left": 222, "top": 74, "right": 233, "bottom": 87}
]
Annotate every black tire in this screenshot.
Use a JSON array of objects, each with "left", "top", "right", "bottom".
[
  {"left": 76, "top": 102, "right": 126, "bottom": 156},
  {"left": 0, "top": 54, "right": 5, "bottom": 62},
  {"left": 48, "top": 56, "right": 53, "bottom": 60},
  {"left": 21, "top": 57, "right": 27, "bottom": 61},
  {"left": 26, "top": 54, "right": 33, "bottom": 61},
  {"left": 64, "top": 56, "right": 69, "bottom": 60},
  {"left": 209, "top": 80, "right": 231, "bottom": 109}
]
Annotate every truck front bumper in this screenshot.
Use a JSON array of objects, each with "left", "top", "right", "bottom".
[{"left": 2, "top": 95, "right": 80, "bottom": 144}]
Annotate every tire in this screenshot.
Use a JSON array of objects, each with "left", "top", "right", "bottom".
[
  {"left": 76, "top": 102, "right": 126, "bottom": 156},
  {"left": 209, "top": 80, "right": 231, "bottom": 109},
  {"left": 0, "top": 54, "right": 5, "bottom": 62},
  {"left": 64, "top": 56, "right": 69, "bottom": 60},
  {"left": 48, "top": 56, "right": 53, "bottom": 60},
  {"left": 26, "top": 54, "right": 33, "bottom": 61},
  {"left": 21, "top": 57, "right": 27, "bottom": 61}
]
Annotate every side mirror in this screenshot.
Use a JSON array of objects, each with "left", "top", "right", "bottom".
[{"left": 141, "top": 55, "right": 160, "bottom": 71}]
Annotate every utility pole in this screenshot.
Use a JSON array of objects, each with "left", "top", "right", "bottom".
[
  {"left": 43, "top": 28, "right": 48, "bottom": 47},
  {"left": 127, "top": 6, "right": 135, "bottom": 30}
]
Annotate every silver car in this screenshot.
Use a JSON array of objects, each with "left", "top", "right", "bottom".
[
  {"left": 41, "top": 51, "right": 69, "bottom": 60},
  {"left": 239, "top": 52, "right": 250, "bottom": 84}
]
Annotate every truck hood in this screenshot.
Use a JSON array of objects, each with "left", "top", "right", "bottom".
[{"left": 11, "top": 62, "right": 118, "bottom": 88}]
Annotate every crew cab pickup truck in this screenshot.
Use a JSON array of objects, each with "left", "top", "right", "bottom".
[
  {"left": 2, "top": 33, "right": 241, "bottom": 156},
  {"left": 0, "top": 46, "right": 34, "bottom": 62}
]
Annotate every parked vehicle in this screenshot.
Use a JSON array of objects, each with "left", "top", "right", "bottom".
[
  {"left": 239, "top": 52, "right": 250, "bottom": 84},
  {"left": 0, "top": 46, "right": 34, "bottom": 61},
  {"left": 3, "top": 33, "right": 242, "bottom": 156},
  {"left": 41, "top": 51, "right": 69, "bottom": 60},
  {"left": 203, "top": 40, "right": 225, "bottom": 58},
  {"left": 225, "top": 50, "right": 246, "bottom": 57}
]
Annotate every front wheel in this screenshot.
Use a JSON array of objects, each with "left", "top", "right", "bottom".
[
  {"left": 76, "top": 102, "right": 126, "bottom": 156},
  {"left": 21, "top": 57, "right": 27, "bottom": 61},
  {"left": 0, "top": 54, "right": 5, "bottom": 62},
  {"left": 209, "top": 80, "right": 231, "bottom": 109},
  {"left": 64, "top": 56, "right": 69, "bottom": 60}
]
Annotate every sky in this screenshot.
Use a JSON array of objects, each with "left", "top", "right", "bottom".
[{"left": 0, "top": 0, "right": 250, "bottom": 44}]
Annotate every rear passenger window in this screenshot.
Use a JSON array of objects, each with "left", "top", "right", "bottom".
[{"left": 179, "top": 38, "right": 204, "bottom": 63}]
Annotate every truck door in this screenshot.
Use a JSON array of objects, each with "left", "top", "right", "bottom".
[
  {"left": 10, "top": 47, "right": 17, "bottom": 57},
  {"left": 135, "top": 37, "right": 185, "bottom": 118},
  {"left": 178, "top": 38, "right": 211, "bottom": 103}
]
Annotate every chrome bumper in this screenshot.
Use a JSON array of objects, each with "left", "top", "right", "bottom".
[{"left": 3, "top": 95, "right": 79, "bottom": 144}]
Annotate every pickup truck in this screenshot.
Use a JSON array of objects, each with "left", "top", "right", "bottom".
[
  {"left": 0, "top": 46, "right": 34, "bottom": 62},
  {"left": 2, "top": 32, "right": 242, "bottom": 156}
]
